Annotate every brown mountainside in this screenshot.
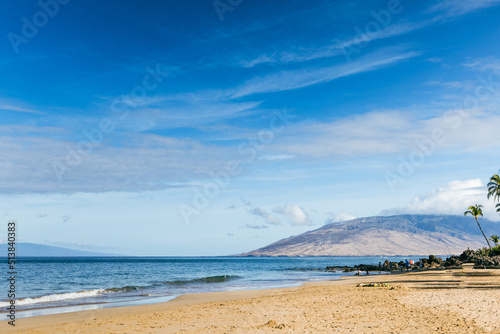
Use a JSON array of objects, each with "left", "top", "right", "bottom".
[{"left": 241, "top": 215, "right": 498, "bottom": 256}]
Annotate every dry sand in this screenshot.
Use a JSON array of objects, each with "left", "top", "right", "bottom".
[{"left": 2, "top": 269, "right": 500, "bottom": 333}]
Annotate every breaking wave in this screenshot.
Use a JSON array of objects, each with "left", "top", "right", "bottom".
[
  {"left": 0, "top": 275, "right": 242, "bottom": 308},
  {"left": 0, "top": 289, "right": 106, "bottom": 307}
]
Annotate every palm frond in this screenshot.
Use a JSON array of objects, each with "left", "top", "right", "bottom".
[{"left": 487, "top": 172, "right": 500, "bottom": 200}]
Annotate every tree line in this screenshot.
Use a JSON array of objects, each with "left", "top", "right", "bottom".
[{"left": 464, "top": 170, "right": 500, "bottom": 253}]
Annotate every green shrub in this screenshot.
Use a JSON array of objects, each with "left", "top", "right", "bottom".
[
  {"left": 491, "top": 245, "right": 500, "bottom": 256},
  {"left": 478, "top": 247, "right": 490, "bottom": 256}
]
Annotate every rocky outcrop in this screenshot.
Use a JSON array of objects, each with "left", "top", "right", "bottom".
[
  {"left": 322, "top": 248, "right": 500, "bottom": 272},
  {"left": 457, "top": 248, "right": 500, "bottom": 267}
]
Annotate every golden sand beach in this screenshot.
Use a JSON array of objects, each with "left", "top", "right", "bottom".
[{"left": 2, "top": 269, "right": 500, "bottom": 333}]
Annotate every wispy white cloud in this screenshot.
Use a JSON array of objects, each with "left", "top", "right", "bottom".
[
  {"left": 258, "top": 154, "right": 295, "bottom": 161},
  {"left": 427, "top": 0, "right": 500, "bottom": 17},
  {"left": 425, "top": 57, "right": 443, "bottom": 63},
  {"left": 0, "top": 131, "right": 228, "bottom": 194},
  {"left": 0, "top": 125, "right": 67, "bottom": 136},
  {"left": 4, "top": 51, "right": 500, "bottom": 195},
  {"left": 99, "top": 92, "right": 262, "bottom": 131},
  {"left": 239, "top": 0, "right": 500, "bottom": 69},
  {"left": 239, "top": 46, "right": 342, "bottom": 68},
  {"left": 267, "top": 106, "right": 500, "bottom": 159},
  {"left": 336, "top": 21, "right": 430, "bottom": 50},
  {"left": 4, "top": 103, "right": 499, "bottom": 195},
  {"left": 0, "top": 99, "right": 44, "bottom": 114},
  {"left": 462, "top": 57, "right": 500, "bottom": 73},
  {"left": 239, "top": 20, "right": 425, "bottom": 69},
  {"left": 425, "top": 80, "right": 473, "bottom": 89},
  {"left": 231, "top": 47, "right": 420, "bottom": 98}
]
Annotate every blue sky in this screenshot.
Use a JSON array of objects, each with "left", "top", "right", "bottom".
[{"left": 1, "top": 0, "right": 500, "bottom": 255}]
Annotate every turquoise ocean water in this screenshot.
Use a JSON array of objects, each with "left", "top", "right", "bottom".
[{"left": 0, "top": 256, "right": 422, "bottom": 318}]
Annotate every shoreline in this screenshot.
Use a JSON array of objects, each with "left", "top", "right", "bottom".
[
  {"left": 0, "top": 272, "right": 384, "bottom": 330},
  {"left": 1, "top": 254, "right": 431, "bottom": 322},
  {"left": 0, "top": 269, "right": 393, "bottom": 320},
  {"left": 3, "top": 269, "right": 499, "bottom": 333},
  {"left": 0, "top": 274, "right": 348, "bottom": 319}
]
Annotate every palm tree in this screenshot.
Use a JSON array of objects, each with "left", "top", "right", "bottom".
[
  {"left": 491, "top": 235, "right": 500, "bottom": 247},
  {"left": 487, "top": 171, "right": 500, "bottom": 202},
  {"left": 464, "top": 205, "right": 492, "bottom": 250}
]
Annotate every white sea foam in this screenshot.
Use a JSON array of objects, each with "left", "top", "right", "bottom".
[{"left": 0, "top": 289, "right": 106, "bottom": 307}]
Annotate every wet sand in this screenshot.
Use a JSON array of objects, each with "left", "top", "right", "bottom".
[{"left": 2, "top": 268, "right": 500, "bottom": 333}]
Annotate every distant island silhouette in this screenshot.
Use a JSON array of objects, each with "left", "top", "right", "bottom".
[{"left": 0, "top": 243, "right": 119, "bottom": 257}]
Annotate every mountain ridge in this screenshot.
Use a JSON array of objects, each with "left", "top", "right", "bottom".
[
  {"left": 0, "top": 243, "right": 119, "bottom": 257},
  {"left": 241, "top": 214, "right": 500, "bottom": 256}
]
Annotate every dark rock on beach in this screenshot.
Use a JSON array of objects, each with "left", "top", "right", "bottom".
[
  {"left": 457, "top": 248, "right": 500, "bottom": 268},
  {"left": 325, "top": 248, "right": 500, "bottom": 273}
]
